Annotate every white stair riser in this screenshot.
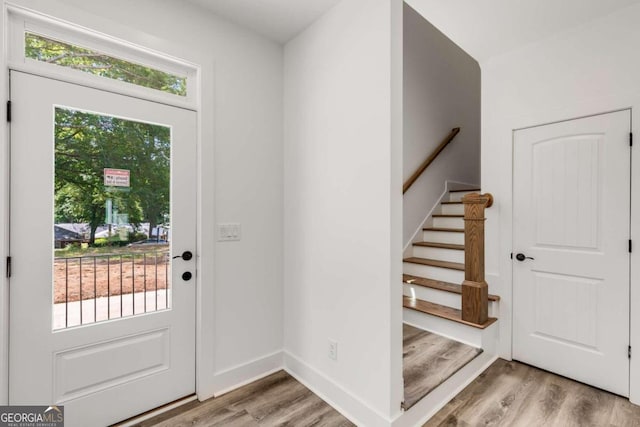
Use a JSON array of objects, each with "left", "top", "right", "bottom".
[
  {"left": 433, "top": 216, "right": 465, "bottom": 229},
  {"left": 422, "top": 230, "right": 464, "bottom": 245},
  {"left": 412, "top": 246, "right": 464, "bottom": 263},
  {"left": 403, "top": 284, "right": 500, "bottom": 316},
  {"left": 403, "top": 283, "right": 462, "bottom": 309},
  {"left": 441, "top": 204, "right": 464, "bottom": 215},
  {"left": 449, "top": 191, "right": 478, "bottom": 202},
  {"left": 489, "top": 299, "right": 498, "bottom": 318},
  {"left": 403, "top": 308, "right": 487, "bottom": 348},
  {"left": 403, "top": 262, "right": 465, "bottom": 283}
]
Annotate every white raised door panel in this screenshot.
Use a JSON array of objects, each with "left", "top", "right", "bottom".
[{"left": 513, "top": 110, "right": 630, "bottom": 396}]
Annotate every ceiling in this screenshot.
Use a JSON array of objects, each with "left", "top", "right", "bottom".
[
  {"left": 185, "top": 0, "right": 343, "bottom": 43},
  {"left": 187, "top": 0, "right": 640, "bottom": 61},
  {"left": 405, "top": 0, "right": 640, "bottom": 62}
]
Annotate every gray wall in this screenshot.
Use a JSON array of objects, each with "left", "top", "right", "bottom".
[{"left": 403, "top": 3, "right": 481, "bottom": 245}]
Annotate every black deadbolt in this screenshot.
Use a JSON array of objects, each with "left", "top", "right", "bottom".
[
  {"left": 182, "top": 271, "right": 193, "bottom": 281},
  {"left": 173, "top": 251, "right": 193, "bottom": 261}
]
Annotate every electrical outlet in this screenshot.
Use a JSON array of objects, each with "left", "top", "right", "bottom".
[
  {"left": 217, "top": 223, "right": 241, "bottom": 241},
  {"left": 328, "top": 340, "right": 338, "bottom": 361}
]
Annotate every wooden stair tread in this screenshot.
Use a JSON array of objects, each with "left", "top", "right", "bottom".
[
  {"left": 422, "top": 227, "right": 465, "bottom": 233},
  {"left": 403, "top": 296, "right": 497, "bottom": 329},
  {"left": 403, "top": 274, "right": 501, "bottom": 301},
  {"left": 432, "top": 214, "right": 464, "bottom": 218},
  {"left": 413, "top": 242, "right": 464, "bottom": 250},
  {"left": 403, "top": 257, "right": 464, "bottom": 271},
  {"left": 449, "top": 188, "right": 480, "bottom": 193}
]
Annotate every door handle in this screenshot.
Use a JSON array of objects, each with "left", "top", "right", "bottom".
[
  {"left": 173, "top": 251, "right": 193, "bottom": 261},
  {"left": 515, "top": 253, "right": 534, "bottom": 262}
]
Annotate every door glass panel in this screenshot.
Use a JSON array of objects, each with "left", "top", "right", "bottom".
[
  {"left": 53, "top": 107, "right": 172, "bottom": 330},
  {"left": 26, "top": 32, "right": 187, "bottom": 96}
]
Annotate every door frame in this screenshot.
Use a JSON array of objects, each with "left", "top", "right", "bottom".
[
  {"left": 500, "top": 105, "right": 640, "bottom": 404},
  {"left": 0, "top": 0, "right": 218, "bottom": 407}
]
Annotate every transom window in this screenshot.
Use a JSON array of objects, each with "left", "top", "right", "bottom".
[
  {"left": 8, "top": 6, "right": 198, "bottom": 108},
  {"left": 25, "top": 32, "right": 187, "bottom": 96}
]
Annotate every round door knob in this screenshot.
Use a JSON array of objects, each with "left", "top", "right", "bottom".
[{"left": 182, "top": 271, "right": 193, "bottom": 281}]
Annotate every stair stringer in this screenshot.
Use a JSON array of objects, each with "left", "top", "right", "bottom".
[{"left": 403, "top": 180, "right": 479, "bottom": 258}]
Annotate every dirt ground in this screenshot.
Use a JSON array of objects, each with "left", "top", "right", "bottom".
[{"left": 54, "top": 249, "right": 170, "bottom": 303}]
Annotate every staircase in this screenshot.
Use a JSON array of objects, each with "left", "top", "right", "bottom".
[
  {"left": 398, "top": 130, "right": 500, "bottom": 423},
  {"left": 399, "top": 188, "right": 501, "bottom": 416},
  {"left": 403, "top": 188, "right": 499, "bottom": 329}
]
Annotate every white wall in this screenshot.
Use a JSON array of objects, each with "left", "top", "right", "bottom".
[
  {"left": 480, "top": 2, "right": 640, "bottom": 404},
  {"left": 283, "top": 0, "right": 404, "bottom": 424},
  {"left": 0, "top": 0, "right": 284, "bottom": 402},
  {"left": 402, "top": 3, "right": 480, "bottom": 244}
]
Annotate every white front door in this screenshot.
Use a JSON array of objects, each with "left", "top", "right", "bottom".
[
  {"left": 9, "top": 71, "right": 197, "bottom": 426},
  {"left": 513, "top": 110, "right": 631, "bottom": 396}
]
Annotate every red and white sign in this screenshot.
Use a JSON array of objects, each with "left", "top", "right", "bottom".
[{"left": 104, "top": 168, "right": 130, "bottom": 187}]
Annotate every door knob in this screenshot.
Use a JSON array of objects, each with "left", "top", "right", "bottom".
[
  {"left": 173, "top": 251, "right": 193, "bottom": 261},
  {"left": 515, "top": 253, "right": 534, "bottom": 262},
  {"left": 182, "top": 271, "right": 193, "bottom": 281}
]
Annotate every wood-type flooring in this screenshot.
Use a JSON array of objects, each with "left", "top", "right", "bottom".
[
  {"left": 403, "top": 323, "right": 481, "bottom": 409},
  {"left": 425, "top": 358, "right": 640, "bottom": 426},
  {"left": 122, "top": 346, "right": 640, "bottom": 426},
  {"left": 126, "top": 370, "right": 354, "bottom": 427}
]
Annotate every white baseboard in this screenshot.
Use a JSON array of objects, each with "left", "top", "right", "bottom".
[
  {"left": 283, "top": 351, "right": 392, "bottom": 427},
  {"left": 191, "top": 346, "right": 497, "bottom": 427},
  {"left": 210, "top": 350, "right": 284, "bottom": 397},
  {"left": 195, "top": 330, "right": 496, "bottom": 427}
]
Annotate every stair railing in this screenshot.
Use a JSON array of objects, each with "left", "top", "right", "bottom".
[
  {"left": 402, "top": 127, "right": 461, "bottom": 194},
  {"left": 461, "top": 192, "right": 493, "bottom": 325}
]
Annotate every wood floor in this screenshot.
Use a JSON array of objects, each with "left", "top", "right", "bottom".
[
  {"left": 425, "top": 358, "right": 640, "bottom": 427},
  {"left": 123, "top": 353, "right": 640, "bottom": 427},
  {"left": 403, "top": 323, "right": 481, "bottom": 410},
  {"left": 128, "top": 370, "right": 354, "bottom": 427}
]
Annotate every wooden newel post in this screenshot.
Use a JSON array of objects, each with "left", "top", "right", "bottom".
[{"left": 461, "top": 192, "right": 493, "bottom": 325}]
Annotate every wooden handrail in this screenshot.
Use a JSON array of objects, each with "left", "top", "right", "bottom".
[
  {"left": 402, "top": 127, "right": 461, "bottom": 194},
  {"left": 461, "top": 192, "right": 493, "bottom": 325}
]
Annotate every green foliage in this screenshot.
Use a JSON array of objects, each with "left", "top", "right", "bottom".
[
  {"left": 25, "top": 32, "right": 186, "bottom": 96},
  {"left": 93, "top": 238, "right": 109, "bottom": 247},
  {"left": 128, "top": 232, "right": 148, "bottom": 243},
  {"left": 54, "top": 107, "right": 171, "bottom": 245},
  {"left": 93, "top": 237, "right": 129, "bottom": 248}
]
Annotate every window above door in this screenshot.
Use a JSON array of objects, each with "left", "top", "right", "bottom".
[
  {"left": 7, "top": 5, "right": 199, "bottom": 109},
  {"left": 25, "top": 32, "right": 187, "bottom": 97}
]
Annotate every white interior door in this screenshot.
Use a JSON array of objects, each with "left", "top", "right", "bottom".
[
  {"left": 513, "top": 110, "right": 631, "bottom": 396},
  {"left": 9, "top": 71, "right": 197, "bottom": 426}
]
